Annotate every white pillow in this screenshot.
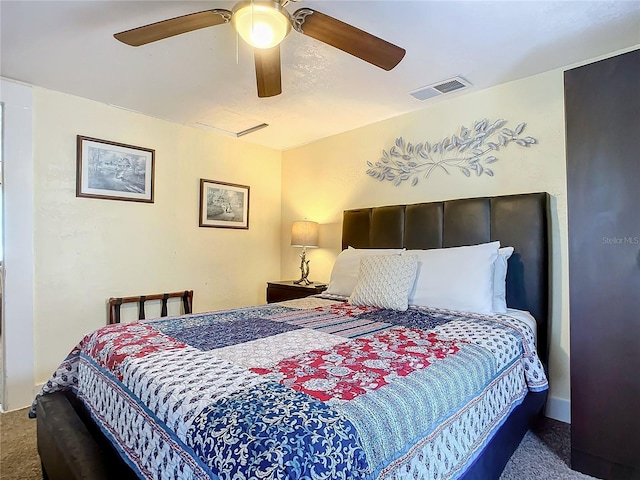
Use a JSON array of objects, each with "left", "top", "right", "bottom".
[
  {"left": 492, "top": 246, "right": 514, "bottom": 313},
  {"left": 326, "top": 247, "right": 405, "bottom": 297},
  {"left": 405, "top": 241, "right": 500, "bottom": 314},
  {"left": 349, "top": 255, "right": 418, "bottom": 311}
]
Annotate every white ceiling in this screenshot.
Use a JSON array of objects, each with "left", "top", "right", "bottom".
[{"left": 1, "top": 1, "right": 639, "bottom": 150}]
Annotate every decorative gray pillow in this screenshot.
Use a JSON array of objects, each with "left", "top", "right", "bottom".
[{"left": 349, "top": 255, "right": 418, "bottom": 311}]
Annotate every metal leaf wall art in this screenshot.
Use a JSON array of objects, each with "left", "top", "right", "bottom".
[{"left": 366, "top": 118, "right": 538, "bottom": 186}]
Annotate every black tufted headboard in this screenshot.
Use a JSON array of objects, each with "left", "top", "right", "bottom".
[{"left": 342, "top": 192, "right": 551, "bottom": 366}]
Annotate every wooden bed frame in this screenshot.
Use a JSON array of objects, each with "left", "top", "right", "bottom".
[{"left": 37, "top": 192, "right": 551, "bottom": 480}]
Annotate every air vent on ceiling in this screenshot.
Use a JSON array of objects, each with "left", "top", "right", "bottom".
[
  {"left": 195, "top": 122, "right": 269, "bottom": 137},
  {"left": 410, "top": 76, "right": 471, "bottom": 101},
  {"left": 194, "top": 109, "right": 269, "bottom": 137}
]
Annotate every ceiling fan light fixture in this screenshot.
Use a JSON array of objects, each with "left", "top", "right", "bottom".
[{"left": 232, "top": 1, "right": 291, "bottom": 49}]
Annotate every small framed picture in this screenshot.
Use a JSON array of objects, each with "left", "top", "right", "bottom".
[
  {"left": 76, "top": 136, "right": 155, "bottom": 203},
  {"left": 199, "top": 179, "right": 250, "bottom": 229}
]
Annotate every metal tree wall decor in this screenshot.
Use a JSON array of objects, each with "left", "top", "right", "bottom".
[{"left": 366, "top": 118, "right": 538, "bottom": 186}]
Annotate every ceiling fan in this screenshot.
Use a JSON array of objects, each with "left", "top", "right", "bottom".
[{"left": 114, "top": 0, "right": 406, "bottom": 98}]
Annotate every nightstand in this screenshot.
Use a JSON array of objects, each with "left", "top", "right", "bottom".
[{"left": 266, "top": 281, "right": 327, "bottom": 303}]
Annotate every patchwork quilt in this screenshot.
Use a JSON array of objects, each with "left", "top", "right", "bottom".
[{"left": 33, "top": 296, "right": 547, "bottom": 480}]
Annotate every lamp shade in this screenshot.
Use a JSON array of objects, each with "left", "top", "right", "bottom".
[
  {"left": 232, "top": 1, "right": 291, "bottom": 49},
  {"left": 291, "top": 221, "right": 319, "bottom": 247}
]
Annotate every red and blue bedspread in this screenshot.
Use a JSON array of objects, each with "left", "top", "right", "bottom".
[{"left": 33, "top": 297, "right": 547, "bottom": 480}]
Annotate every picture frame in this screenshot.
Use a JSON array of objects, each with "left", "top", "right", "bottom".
[
  {"left": 199, "top": 179, "right": 250, "bottom": 229},
  {"left": 76, "top": 135, "right": 155, "bottom": 203}
]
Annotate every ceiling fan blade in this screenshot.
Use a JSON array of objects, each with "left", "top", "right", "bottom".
[
  {"left": 114, "top": 9, "right": 232, "bottom": 46},
  {"left": 292, "top": 8, "right": 405, "bottom": 71},
  {"left": 254, "top": 46, "right": 282, "bottom": 98}
]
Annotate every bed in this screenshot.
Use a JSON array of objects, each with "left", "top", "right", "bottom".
[{"left": 33, "top": 192, "right": 551, "bottom": 480}]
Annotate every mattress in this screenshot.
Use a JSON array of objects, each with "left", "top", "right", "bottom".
[
  {"left": 33, "top": 297, "right": 547, "bottom": 480},
  {"left": 505, "top": 308, "right": 537, "bottom": 342}
]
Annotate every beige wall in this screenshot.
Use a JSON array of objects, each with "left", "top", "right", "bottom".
[
  {"left": 32, "top": 88, "right": 282, "bottom": 384},
  {"left": 281, "top": 69, "right": 571, "bottom": 417}
]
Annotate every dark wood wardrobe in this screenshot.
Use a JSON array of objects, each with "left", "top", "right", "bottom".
[{"left": 565, "top": 49, "right": 640, "bottom": 480}]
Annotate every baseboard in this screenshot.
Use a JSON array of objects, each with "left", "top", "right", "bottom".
[
  {"left": 34, "top": 383, "right": 45, "bottom": 397},
  {"left": 545, "top": 394, "right": 570, "bottom": 423},
  {"left": 0, "top": 384, "right": 44, "bottom": 412}
]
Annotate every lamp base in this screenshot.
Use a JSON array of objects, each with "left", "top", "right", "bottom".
[{"left": 294, "top": 248, "right": 312, "bottom": 286}]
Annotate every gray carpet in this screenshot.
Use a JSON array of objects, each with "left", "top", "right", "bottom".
[
  {"left": 0, "top": 407, "right": 40, "bottom": 480},
  {"left": 0, "top": 408, "right": 596, "bottom": 480},
  {"left": 501, "top": 417, "right": 597, "bottom": 480}
]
